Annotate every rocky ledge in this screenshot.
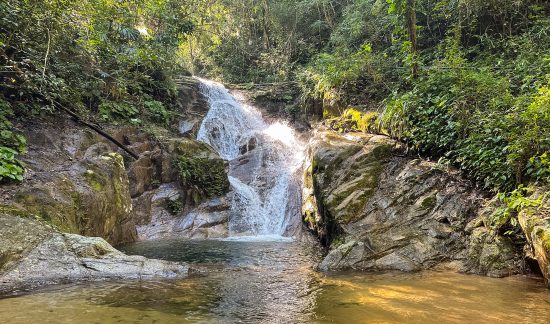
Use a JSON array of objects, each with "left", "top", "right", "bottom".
[
  {"left": 302, "top": 131, "right": 526, "bottom": 277},
  {"left": 0, "top": 213, "right": 189, "bottom": 295},
  {"left": 518, "top": 190, "right": 550, "bottom": 287}
]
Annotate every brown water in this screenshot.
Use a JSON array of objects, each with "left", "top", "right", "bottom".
[{"left": 1, "top": 239, "right": 549, "bottom": 323}]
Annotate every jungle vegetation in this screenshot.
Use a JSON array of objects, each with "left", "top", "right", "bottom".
[{"left": 1, "top": 1, "right": 549, "bottom": 225}]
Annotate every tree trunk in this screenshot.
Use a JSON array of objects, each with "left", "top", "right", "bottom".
[
  {"left": 405, "top": 0, "right": 418, "bottom": 78},
  {"left": 261, "top": 0, "right": 271, "bottom": 50}
]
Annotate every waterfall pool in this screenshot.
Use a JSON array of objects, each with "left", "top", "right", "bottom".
[{"left": 1, "top": 238, "right": 549, "bottom": 323}]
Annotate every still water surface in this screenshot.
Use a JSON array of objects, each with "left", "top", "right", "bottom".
[{"left": 1, "top": 239, "right": 549, "bottom": 323}]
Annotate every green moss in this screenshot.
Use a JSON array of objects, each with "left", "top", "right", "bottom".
[
  {"left": 321, "top": 145, "right": 362, "bottom": 182},
  {"left": 371, "top": 144, "right": 393, "bottom": 160},
  {"left": 326, "top": 162, "right": 384, "bottom": 224},
  {"left": 536, "top": 228, "right": 550, "bottom": 250},
  {"left": 331, "top": 236, "right": 344, "bottom": 248},
  {"left": 84, "top": 170, "right": 104, "bottom": 192},
  {"left": 174, "top": 153, "right": 229, "bottom": 204},
  {"left": 0, "top": 203, "right": 32, "bottom": 218},
  {"left": 325, "top": 108, "right": 379, "bottom": 133},
  {"left": 421, "top": 194, "right": 437, "bottom": 210},
  {"left": 167, "top": 197, "right": 183, "bottom": 215}
]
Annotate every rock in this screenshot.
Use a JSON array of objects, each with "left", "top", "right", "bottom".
[
  {"left": 175, "top": 76, "right": 210, "bottom": 137},
  {"left": 178, "top": 119, "right": 198, "bottom": 135},
  {"left": 127, "top": 154, "right": 155, "bottom": 197},
  {"left": 0, "top": 118, "right": 231, "bottom": 246},
  {"left": 518, "top": 190, "right": 550, "bottom": 287},
  {"left": 0, "top": 214, "right": 189, "bottom": 294},
  {"left": 136, "top": 196, "right": 231, "bottom": 240},
  {"left": 303, "top": 130, "right": 522, "bottom": 276},
  {"left": 131, "top": 136, "right": 231, "bottom": 240},
  {"left": 1, "top": 144, "right": 137, "bottom": 245},
  {"left": 462, "top": 226, "right": 518, "bottom": 277}
]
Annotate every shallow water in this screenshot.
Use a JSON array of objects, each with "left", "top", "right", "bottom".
[{"left": 1, "top": 239, "right": 549, "bottom": 323}]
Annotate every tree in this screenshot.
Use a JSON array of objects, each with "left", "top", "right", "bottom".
[{"left": 405, "top": 0, "right": 417, "bottom": 78}]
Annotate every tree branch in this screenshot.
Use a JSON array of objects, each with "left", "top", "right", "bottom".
[
  {"left": 42, "top": 28, "right": 51, "bottom": 79},
  {"left": 52, "top": 101, "right": 139, "bottom": 160}
]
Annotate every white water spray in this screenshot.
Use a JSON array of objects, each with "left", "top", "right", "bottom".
[{"left": 196, "top": 78, "right": 304, "bottom": 237}]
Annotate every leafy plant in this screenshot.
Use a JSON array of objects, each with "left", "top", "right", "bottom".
[
  {"left": 143, "top": 100, "right": 170, "bottom": 125},
  {"left": 174, "top": 154, "right": 229, "bottom": 203},
  {"left": 0, "top": 147, "right": 25, "bottom": 182},
  {"left": 99, "top": 101, "right": 138, "bottom": 121},
  {"left": 0, "top": 100, "right": 26, "bottom": 183},
  {"left": 492, "top": 186, "right": 546, "bottom": 235}
]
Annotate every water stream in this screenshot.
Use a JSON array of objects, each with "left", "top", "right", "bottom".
[{"left": 196, "top": 78, "right": 304, "bottom": 237}]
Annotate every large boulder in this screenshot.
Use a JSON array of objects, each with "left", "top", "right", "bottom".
[
  {"left": 131, "top": 137, "right": 231, "bottom": 240},
  {"left": 0, "top": 214, "right": 189, "bottom": 294},
  {"left": 518, "top": 190, "right": 550, "bottom": 287},
  {"left": 0, "top": 133, "right": 136, "bottom": 245},
  {"left": 0, "top": 117, "right": 231, "bottom": 244},
  {"left": 303, "top": 131, "right": 521, "bottom": 276}
]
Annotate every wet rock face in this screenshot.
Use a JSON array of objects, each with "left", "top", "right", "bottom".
[
  {"left": 0, "top": 214, "right": 189, "bottom": 294},
  {"left": 303, "top": 131, "right": 521, "bottom": 276},
  {"left": 519, "top": 191, "right": 550, "bottom": 287},
  {"left": 174, "top": 76, "right": 210, "bottom": 137}
]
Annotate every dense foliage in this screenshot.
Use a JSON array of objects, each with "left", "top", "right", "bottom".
[
  {"left": 183, "top": 0, "right": 550, "bottom": 193},
  {"left": 175, "top": 154, "right": 230, "bottom": 203},
  {"left": 1, "top": 0, "right": 549, "bottom": 220},
  {"left": 0, "top": 0, "right": 210, "bottom": 182}
]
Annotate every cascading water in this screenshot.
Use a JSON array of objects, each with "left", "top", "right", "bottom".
[{"left": 196, "top": 78, "right": 304, "bottom": 238}]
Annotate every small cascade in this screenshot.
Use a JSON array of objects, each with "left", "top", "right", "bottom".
[{"left": 196, "top": 78, "right": 304, "bottom": 237}]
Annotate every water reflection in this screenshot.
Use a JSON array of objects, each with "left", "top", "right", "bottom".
[
  {"left": 0, "top": 240, "right": 549, "bottom": 323},
  {"left": 118, "top": 239, "right": 323, "bottom": 323},
  {"left": 314, "top": 272, "right": 550, "bottom": 323}
]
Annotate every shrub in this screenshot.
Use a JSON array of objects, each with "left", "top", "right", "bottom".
[
  {"left": 174, "top": 154, "right": 229, "bottom": 203},
  {"left": 98, "top": 101, "right": 139, "bottom": 121},
  {"left": 143, "top": 100, "right": 170, "bottom": 125},
  {"left": 0, "top": 100, "right": 26, "bottom": 183}
]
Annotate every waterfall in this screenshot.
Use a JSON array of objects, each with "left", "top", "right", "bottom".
[{"left": 196, "top": 78, "right": 304, "bottom": 238}]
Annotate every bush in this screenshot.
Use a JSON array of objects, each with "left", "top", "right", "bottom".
[
  {"left": 143, "top": 100, "right": 170, "bottom": 125},
  {"left": 98, "top": 101, "right": 139, "bottom": 122},
  {"left": 0, "top": 100, "right": 26, "bottom": 183},
  {"left": 174, "top": 154, "right": 229, "bottom": 203},
  {"left": 379, "top": 62, "right": 549, "bottom": 191}
]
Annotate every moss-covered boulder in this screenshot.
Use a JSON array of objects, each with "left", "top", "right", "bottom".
[
  {"left": 0, "top": 144, "right": 136, "bottom": 245},
  {"left": 304, "top": 130, "right": 522, "bottom": 276},
  {"left": 133, "top": 137, "right": 231, "bottom": 240},
  {"left": 518, "top": 190, "right": 550, "bottom": 287},
  {"left": 303, "top": 131, "right": 400, "bottom": 244},
  {"left": 163, "top": 138, "right": 229, "bottom": 205}
]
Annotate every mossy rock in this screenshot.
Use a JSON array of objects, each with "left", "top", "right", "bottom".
[
  {"left": 303, "top": 131, "right": 399, "bottom": 245},
  {"left": 518, "top": 188, "right": 550, "bottom": 287},
  {"left": 1, "top": 152, "right": 134, "bottom": 245},
  {"left": 320, "top": 143, "right": 394, "bottom": 224},
  {"left": 164, "top": 138, "right": 230, "bottom": 205}
]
